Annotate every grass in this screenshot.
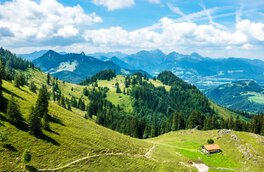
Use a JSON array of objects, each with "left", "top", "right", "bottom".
[
  {"left": 147, "top": 130, "right": 264, "bottom": 172},
  {"left": 247, "top": 92, "right": 264, "bottom": 104},
  {"left": 0, "top": 80, "right": 154, "bottom": 171},
  {"left": 0, "top": 76, "right": 189, "bottom": 171},
  {"left": 210, "top": 101, "right": 248, "bottom": 121},
  {"left": 1, "top": 70, "right": 263, "bottom": 171}
]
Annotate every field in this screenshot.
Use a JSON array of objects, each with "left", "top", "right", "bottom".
[
  {"left": 147, "top": 130, "right": 264, "bottom": 172},
  {"left": 247, "top": 92, "right": 264, "bottom": 104}
]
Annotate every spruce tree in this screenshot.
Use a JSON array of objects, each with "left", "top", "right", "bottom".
[
  {"left": 35, "top": 85, "right": 49, "bottom": 118},
  {"left": 116, "top": 82, "right": 121, "bottom": 93},
  {"left": 29, "top": 81, "right": 37, "bottom": 93},
  {"left": 47, "top": 73, "right": 50, "bottom": 85},
  {"left": 28, "top": 106, "right": 42, "bottom": 136},
  {"left": 0, "top": 72, "right": 2, "bottom": 103},
  {"left": 34, "top": 85, "right": 49, "bottom": 131},
  {"left": 60, "top": 95, "right": 66, "bottom": 108},
  {"left": 6, "top": 95, "right": 23, "bottom": 123}
]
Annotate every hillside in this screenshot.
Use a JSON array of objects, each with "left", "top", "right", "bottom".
[
  {"left": 206, "top": 80, "right": 264, "bottom": 113},
  {"left": 147, "top": 129, "right": 264, "bottom": 172},
  {"left": 1, "top": 48, "right": 263, "bottom": 171},
  {"left": 0, "top": 79, "right": 182, "bottom": 171}
]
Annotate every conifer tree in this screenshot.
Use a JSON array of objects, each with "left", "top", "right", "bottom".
[
  {"left": 35, "top": 85, "right": 49, "bottom": 118},
  {"left": 60, "top": 95, "right": 66, "bottom": 108},
  {"left": 34, "top": 85, "right": 49, "bottom": 131},
  {"left": 28, "top": 106, "right": 42, "bottom": 136},
  {"left": 29, "top": 81, "right": 37, "bottom": 93},
  {"left": 47, "top": 73, "right": 50, "bottom": 85},
  {"left": 116, "top": 82, "right": 121, "bottom": 93},
  {"left": 6, "top": 95, "right": 23, "bottom": 123}
]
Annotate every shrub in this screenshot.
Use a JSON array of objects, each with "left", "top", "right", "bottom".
[{"left": 207, "top": 139, "right": 214, "bottom": 144}]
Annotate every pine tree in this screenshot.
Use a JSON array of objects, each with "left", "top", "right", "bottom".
[
  {"left": 66, "top": 98, "right": 71, "bottom": 111},
  {"left": 71, "top": 96, "right": 77, "bottom": 108},
  {"left": 78, "top": 97, "right": 85, "bottom": 111},
  {"left": 83, "top": 87, "right": 89, "bottom": 96},
  {"left": 0, "top": 70, "right": 2, "bottom": 104},
  {"left": 42, "top": 113, "right": 50, "bottom": 130},
  {"left": 47, "top": 73, "right": 50, "bottom": 85},
  {"left": 35, "top": 85, "right": 49, "bottom": 118},
  {"left": 28, "top": 106, "right": 42, "bottom": 136},
  {"left": 6, "top": 95, "right": 23, "bottom": 123},
  {"left": 116, "top": 82, "right": 121, "bottom": 93},
  {"left": 14, "top": 72, "right": 26, "bottom": 88},
  {"left": 29, "top": 81, "right": 37, "bottom": 93},
  {"left": 34, "top": 85, "right": 49, "bottom": 131},
  {"left": 60, "top": 95, "right": 66, "bottom": 108}
]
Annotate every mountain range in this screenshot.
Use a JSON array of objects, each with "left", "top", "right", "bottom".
[
  {"left": 24, "top": 49, "right": 264, "bottom": 89},
  {"left": 206, "top": 80, "right": 264, "bottom": 113},
  {"left": 32, "top": 50, "right": 146, "bottom": 83}
]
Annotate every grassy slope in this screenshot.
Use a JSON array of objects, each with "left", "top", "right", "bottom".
[
  {"left": 147, "top": 130, "right": 264, "bottom": 172},
  {"left": 0, "top": 80, "right": 180, "bottom": 171},
  {"left": 1, "top": 70, "right": 262, "bottom": 171}
]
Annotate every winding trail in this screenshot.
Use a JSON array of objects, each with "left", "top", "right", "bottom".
[{"left": 39, "top": 144, "right": 156, "bottom": 171}]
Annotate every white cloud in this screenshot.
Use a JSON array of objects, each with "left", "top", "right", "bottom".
[
  {"left": 92, "top": 0, "right": 135, "bottom": 11},
  {"left": 56, "top": 25, "right": 79, "bottom": 38},
  {"left": 148, "top": 0, "right": 160, "bottom": 4},
  {"left": 81, "top": 17, "right": 264, "bottom": 58},
  {"left": 0, "top": 0, "right": 102, "bottom": 44}
]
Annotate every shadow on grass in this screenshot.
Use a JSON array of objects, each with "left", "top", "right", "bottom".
[
  {"left": 44, "top": 126, "right": 60, "bottom": 135},
  {"left": 3, "top": 143, "right": 18, "bottom": 152},
  {"left": 0, "top": 113, "right": 7, "bottom": 121},
  {"left": 13, "top": 121, "right": 29, "bottom": 132},
  {"left": 36, "top": 133, "right": 60, "bottom": 146},
  {"left": 26, "top": 165, "right": 38, "bottom": 172},
  {"left": 49, "top": 115, "right": 65, "bottom": 126},
  {"left": 0, "top": 97, "right": 8, "bottom": 112},
  {"left": 2, "top": 88, "right": 25, "bottom": 100}
]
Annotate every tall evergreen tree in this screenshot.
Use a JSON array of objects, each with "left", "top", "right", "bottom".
[
  {"left": 47, "top": 73, "right": 50, "bottom": 85},
  {"left": 116, "top": 82, "right": 121, "bottom": 93},
  {"left": 29, "top": 81, "right": 37, "bottom": 93},
  {"left": 35, "top": 85, "right": 49, "bottom": 130},
  {"left": 28, "top": 106, "right": 42, "bottom": 136},
  {"left": 35, "top": 85, "right": 49, "bottom": 118},
  {"left": 6, "top": 95, "right": 23, "bottom": 123}
]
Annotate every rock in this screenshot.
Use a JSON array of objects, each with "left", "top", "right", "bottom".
[
  {"left": 231, "top": 134, "right": 239, "bottom": 141},
  {"left": 218, "top": 129, "right": 232, "bottom": 137}
]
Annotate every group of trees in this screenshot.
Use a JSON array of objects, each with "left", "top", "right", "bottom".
[
  {"left": 80, "top": 69, "right": 116, "bottom": 85},
  {"left": 251, "top": 115, "right": 264, "bottom": 135},
  {"left": 28, "top": 85, "right": 50, "bottom": 135},
  {"left": 83, "top": 71, "right": 262, "bottom": 138}
]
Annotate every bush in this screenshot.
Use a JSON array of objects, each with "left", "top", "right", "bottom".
[
  {"left": 22, "top": 149, "right": 31, "bottom": 164},
  {"left": 207, "top": 139, "right": 214, "bottom": 144}
]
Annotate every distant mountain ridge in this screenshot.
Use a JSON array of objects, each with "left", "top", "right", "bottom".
[
  {"left": 120, "top": 50, "right": 264, "bottom": 89},
  {"left": 32, "top": 50, "right": 147, "bottom": 83},
  {"left": 27, "top": 49, "right": 264, "bottom": 89},
  {"left": 206, "top": 80, "right": 264, "bottom": 113}
]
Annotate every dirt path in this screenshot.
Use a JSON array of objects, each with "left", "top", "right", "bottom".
[
  {"left": 39, "top": 144, "right": 155, "bottom": 171},
  {"left": 192, "top": 163, "right": 209, "bottom": 172},
  {"left": 144, "top": 144, "right": 156, "bottom": 159}
]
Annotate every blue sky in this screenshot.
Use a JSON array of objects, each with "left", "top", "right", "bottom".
[{"left": 0, "top": 0, "right": 264, "bottom": 59}]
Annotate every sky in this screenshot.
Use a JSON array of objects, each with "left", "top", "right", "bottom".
[{"left": 0, "top": 0, "right": 264, "bottom": 59}]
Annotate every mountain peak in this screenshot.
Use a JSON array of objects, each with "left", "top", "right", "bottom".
[
  {"left": 190, "top": 52, "right": 202, "bottom": 57},
  {"left": 45, "top": 50, "right": 59, "bottom": 57},
  {"left": 80, "top": 52, "right": 85, "bottom": 56}
]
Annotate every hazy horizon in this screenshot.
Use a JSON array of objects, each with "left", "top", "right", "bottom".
[{"left": 0, "top": 0, "right": 264, "bottom": 59}]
